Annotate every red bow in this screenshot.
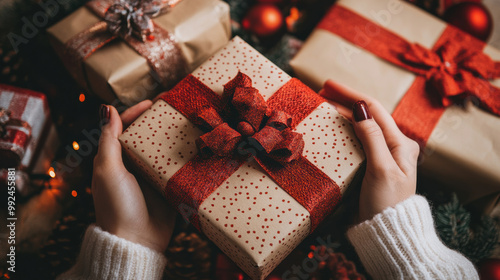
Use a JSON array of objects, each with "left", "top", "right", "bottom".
[
  {"left": 401, "top": 41, "right": 500, "bottom": 113},
  {"left": 195, "top": 72, "right": 305, "bottom": 164}
]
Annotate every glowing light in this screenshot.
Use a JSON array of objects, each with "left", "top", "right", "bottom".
[
  {"left": 286, "top": 7, "right": 301, "bottom": 31},
  {"left": 72, "top": 190, "right": 77, "bottom": 197},
  {"left": 79, "top": 93, "right": 85, "bottom": 102},
  {"left": 308, "top": 252, "right": 314, "bottom": 259},
  {"left": 72, "top": 141, "right": 80, "bottom": 151},
  {"left": 48, "top": 167, "right": 56, "bottom": 178}
]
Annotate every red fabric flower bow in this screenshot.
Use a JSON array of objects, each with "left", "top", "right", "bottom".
[
  {"left": 401, "top": 41, "right": 500, "bottom": 112},
  {"left": 195, "top": 72, "right": 305, "bottom": 164}
]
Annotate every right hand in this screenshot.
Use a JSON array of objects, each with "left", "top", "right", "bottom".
[{"left": 320, "top": 80, "right": 420, "bottom": 222}]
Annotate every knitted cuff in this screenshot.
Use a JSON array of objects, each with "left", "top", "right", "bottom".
[
  {"left": 58, "top": 225, "right": 166, "bottom": 280},
  {"left": 346, "top": 195, "right": 478, "bottom": 280}
]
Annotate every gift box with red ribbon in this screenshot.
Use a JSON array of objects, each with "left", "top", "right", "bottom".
[
  {"left": 290, "top": 0, "right": 500, "bottom": 213},
  {"left": 0, "top": 84, "right": 58, "bottom": 173},
  {"left": 47, "top": 0, "right": 230, "bottom": 106},
  {"left": 119, "top": 37, "right": 365, "bottom": 280}
]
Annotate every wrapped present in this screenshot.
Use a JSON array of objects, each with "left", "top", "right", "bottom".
[
  {"left": 47, "top": 0, "right": 231, "bottom": 106},
  {"left": 119, "top": 37, "right": 364, "bottom": 280},
  {"left": 290, "top": 0, "right": 500, "bottom": 213},
  {"left": 0, "top": 85, "right": 58, "bottom": 173}
]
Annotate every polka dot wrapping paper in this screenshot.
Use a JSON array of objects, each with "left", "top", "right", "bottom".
[{"left": 119, "top": 37, "right": 365, "bottom": 280}]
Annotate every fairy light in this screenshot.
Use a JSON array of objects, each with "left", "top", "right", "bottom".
[
  {"left": 48, "top": 167, "right": 56, "bottom": 178},
  {"left": 286, "top": 7, "right": 301, "bottom": 32},
  {"left": 79, "top": 93, "right": 85, "bottom": 102},
  {"left": 72, "top": 141, "right": 80, "bottom": 151},
  {"left": 71, "top": 190, "right": 77, "bottom": 197}
]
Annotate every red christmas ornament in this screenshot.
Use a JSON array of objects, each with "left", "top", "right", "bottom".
[
  {"left": 242, "top": 4, "right": 284, "bottom": 37},
  {"left": 441, "top": 0, "right": 482, "bottom": 13},
  {"left": 478, "top": 259, "right": 500, "bottom": 280},
  {"left": 443, "top": 2, "right": 493, "bottom": 41}
]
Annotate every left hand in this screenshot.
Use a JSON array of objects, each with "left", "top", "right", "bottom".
[{"left": 92, "top": 100, "right": 176, "bottom": 253}]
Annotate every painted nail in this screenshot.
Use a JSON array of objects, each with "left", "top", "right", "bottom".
[
  {"left": 100, "top": 104, "right": 110, "bottom": 125},
  {"left": 352, "top": 100, "right": 372, "bottom": 122}
]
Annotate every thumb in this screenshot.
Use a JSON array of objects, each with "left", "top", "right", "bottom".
[
  {"left": 96, "top": 105, "right": 124, "bottom": 167},
  {"left": 351, "top": 101, "right": 393, "bottom": 168}
]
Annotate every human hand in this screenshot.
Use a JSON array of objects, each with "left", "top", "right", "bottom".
[
  {"left": 92, "top": 101, "right": 176, "bottom": 253},
  {"left": 320, "top": 81, "right": 420, "bottom": 222}
]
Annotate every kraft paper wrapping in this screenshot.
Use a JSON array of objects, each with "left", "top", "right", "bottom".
[
  {"left": 119, "top": 37, "right": 365, "bottom": 280},
  {"left": 290, "top": 0, "right": 500, "bottom": 213},
  {"left": 47, "top": 0, "right": 231, "bottom": 106}
]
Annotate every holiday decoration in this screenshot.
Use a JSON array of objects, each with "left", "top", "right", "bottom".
[
  {"left": 308, "top": 245, "right": 365, "bottom": 280},
  {"left": 242, "top": 4, "right": 284, "bottom": 37},
  {"left": 215, "top": 253, "right": 283, "bottom": 280},
  {"left": 0, "top": 84, "right": 58, "bottom": 172},
  {"left": 443, "top": 2, "right": 493, "bottom": 41},
  {"left": 405, "top": 0, "right": 482, "bottom": 15},
  {"left": 434, "top": 193, "right": 498, "bottom": 262},
  {"left": 291, "top": 0, "right": 500, "bottom": 213},
  {"left": 478, "top": 259, "right": 500, "bottom": 280},
  {"left": 264, "top": 35, "right": 303, "bottom": 74},
  {"left": 165, "top": 232, "right": 212, "bottom": 280},
  {"left": 119, "top": 37, "right": 365, "bottom": 280},
  {"left": 47, "top": 0, "right": 231, "bottom": 106}
]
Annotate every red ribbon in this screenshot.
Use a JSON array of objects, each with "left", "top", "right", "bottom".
[
  {"left": 318, "top": 5, "right": 500, "bottom": 145},
  {"left": 161, "top": 73, "right": 341, "bottom": 232},
  {"left": 63, "top": 0, "right": 187, "bottom": 94}
]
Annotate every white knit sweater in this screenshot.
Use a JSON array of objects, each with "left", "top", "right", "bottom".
[
  {"left": 56, "top": 225, "right": 167, "bottom": 280},
  {"left": 58, "top": 195, "right": 479, "bottom": 279},
  {"left": 347, "top": 195, "right": 478, "bottom": 279}
]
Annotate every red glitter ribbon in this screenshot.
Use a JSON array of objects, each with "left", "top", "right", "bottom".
[
  {"left": 317, "top": 5, "right": 500, "bottom": 145},
  {"left": 63, "top": 0, "right": 187, "bottom": 94},
  {"left": 160, "top": 73, "right": 341, "bottom": 232}
]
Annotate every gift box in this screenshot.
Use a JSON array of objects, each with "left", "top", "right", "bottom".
[
  {"left": 47, "top": 0, "right": 231, "bottom": 106},
  {"left": 119, "top": 37, "right": 364, "bottom": 280},
  {"left": 0, "top": 84, "right": 58, "bottom": 173},
  {"left": 290, "top": 0, "right": 500, "bottom": 213}
]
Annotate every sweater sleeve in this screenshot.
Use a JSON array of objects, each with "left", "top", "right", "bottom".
[
  {"left": 57, "top": 225, "right": 167, "bottom": 280},
  {"left": 346, "top": 195, "right": 478, "bottom": 280}
]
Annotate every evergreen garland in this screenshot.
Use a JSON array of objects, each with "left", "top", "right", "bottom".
[{"left": 434, "top": 193, "right": 499, "bottom": 262}]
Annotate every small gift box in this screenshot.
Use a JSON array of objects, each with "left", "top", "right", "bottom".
[
  {"left": 290, "top": 0, "right": 500, "bottom": 213},
  {"left": 119, "top": 37, "right": 364, "bottom": 280},
  {"left": 47, "top": 0, "right": 231, "bottom": 106},
  {"left": 0, "top": 84, "right": 58, "bottom": 173}
]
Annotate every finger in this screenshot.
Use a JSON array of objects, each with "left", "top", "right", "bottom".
[
  {"left": 319, "top": 90, "right": 352, "bottom": 122},
  {"left": 120, "top": 100, "right": 153, "bottom": 128},
  {"left": 323, "top": 80, "right": 406, "bottom": 148},
  {"left": 96, "top": 105, "right": 124, "bottom": 168},
  {"left": 352, "top": 101, "right": 396, "bottom": 169}
]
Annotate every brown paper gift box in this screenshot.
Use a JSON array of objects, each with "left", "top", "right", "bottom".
[
  {"left": 47, "top": 0, "right": 231, "bottom": 106},
  {"left": 290, "top": 0, "right": 500, "bottom": 213},
  {"left": 119, "top": 37, "right": 365, "bottom": 280}
]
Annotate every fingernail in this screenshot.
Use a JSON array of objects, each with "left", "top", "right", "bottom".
[
  {"left": 353, "top": 100, "right": 372, "bottom": 122},
  {"left": 100, "top": 104, "right": 110, "bottom": 125}
]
